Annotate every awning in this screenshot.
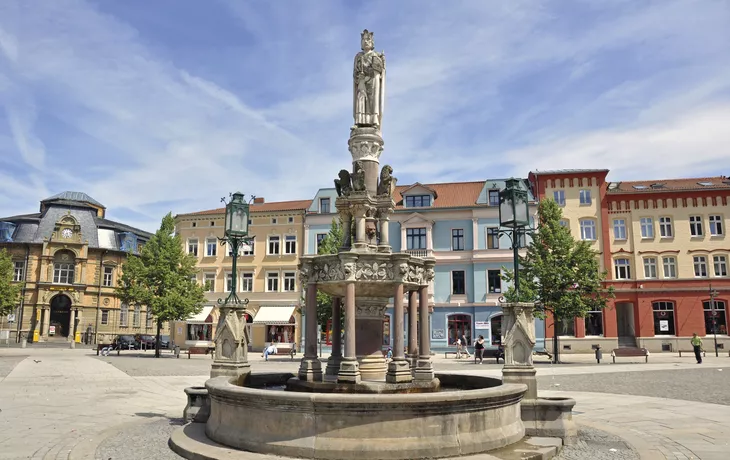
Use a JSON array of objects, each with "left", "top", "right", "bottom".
[
  {"left": 253, "top": 305, "right": 296, "bottom": 325},
  {"left": 188, "top": 305, "right": 214, "bottom": 323}
]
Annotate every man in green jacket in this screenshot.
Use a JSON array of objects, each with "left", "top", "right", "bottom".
[{"left": 691, "top": 333, "right": 703, "bottom": 364}]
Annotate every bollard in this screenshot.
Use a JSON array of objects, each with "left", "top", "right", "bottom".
[{"left": 595, "top": 345, "right": 602, "bottom": 364}]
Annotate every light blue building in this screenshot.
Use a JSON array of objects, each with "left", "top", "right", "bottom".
[{"left": 304, "top": 180, "right": 546, "bottom": 354}]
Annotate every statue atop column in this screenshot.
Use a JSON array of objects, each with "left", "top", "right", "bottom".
[{"left": 353, "top": 29, "right": 385, "bottom": 128}]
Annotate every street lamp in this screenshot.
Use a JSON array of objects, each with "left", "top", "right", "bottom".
[
  {"left": 710, "top": 284, "right": 719, "bottom": 358},
  {"left": 498, "top": 178, "right": 532, "bottom": 295},
  {"left": 217, "top": 192, "right": 253, "bottom": 308}
]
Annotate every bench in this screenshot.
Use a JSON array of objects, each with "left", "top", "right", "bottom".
[
  {"left": 444, "top": 350, "right": 472, "bottom": 359},
  {"left": 678, "top": 349, "right": 706, "bottom": 358},
  {"left": 187, "top": 346, "right": 215, "bottom": 359},
  {"left": 611, "top": 347, "right": 649, "bottom": 363},
  {"left": 475, "top": 348, "right": 504, "bottom": 364}
]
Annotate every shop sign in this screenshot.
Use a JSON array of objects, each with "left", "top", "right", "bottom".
[
  {"left": 432, "top": 329, "right": 445, "bottom": 339},
  {"left": 659, "top": 320, "right": 669, "bottom": 332},
  {"left": 49, "top": 325, "right": 56, "bottom": 336},
  {"left": 475, "top": 321, "right": 490, "bottom": 330}
]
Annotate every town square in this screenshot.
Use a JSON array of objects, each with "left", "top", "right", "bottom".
[{"left": 1, "top": 1, "right": 730, "bottom": 459}]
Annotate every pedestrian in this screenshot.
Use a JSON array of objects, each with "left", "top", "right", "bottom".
[
  {"left": 455, "top": 337, "right": 462, "bottom": 359},
  {"left": 691, "top": 333, "right": 703, "bottom": 364},
  {"left": 263, "top": 344, "right": 276, "bottom": 361},
  {"left": 474, "top": 335, "right": 485, "bottom": 364},
  {"left": 461, "top": 334, "right": 471, "bottom": 358}
]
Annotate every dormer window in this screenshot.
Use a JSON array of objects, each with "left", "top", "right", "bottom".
[{"left": 405, "top": 195, "right": 431, "bottom": 207}]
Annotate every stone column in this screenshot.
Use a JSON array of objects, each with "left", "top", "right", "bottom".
[
  {"left": 408, "top": 290, "right": 418, "bottom": 372},
  {"left": 355, "top": 215, "right": 367, "bottom": 247},
  {"left": 338, "top": 282, "right": 360, "bottom": 383},
  {"left": 378, "top": 213, "right": 391, "bottom": 253},
  {"left": 324, "top": 297, "right": 343, "bottom": 379},
  {"left": 342, "top": 213, "right": 353, "bottom": 250},
  {"left": 298, "top": 283, "right": 323, "bottom": 381},
  {"left": 43, "top": 307, "right": 50, "bottom": 338},
  {"left": 500, "top": 302, "right": 537, "bottom": 400},
  {"left": 386, "top": 283, "right": 411, "bottom": 383},
  {"left": 414, "top": 285, "right": 434, "bottom": 381}
]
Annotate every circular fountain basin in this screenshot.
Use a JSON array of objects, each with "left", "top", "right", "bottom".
[{"left": 204, "top": 373, "right": 527, "bottom": 460}]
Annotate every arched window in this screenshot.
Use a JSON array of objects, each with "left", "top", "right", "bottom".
[
  {"left": 703, "top": 300, "right": 727, "bottom": 335},
  {"left": 652, "top": 301, "right": 675, "bottom": 335},
  {"left": 490, "top": 314, "right": 502, "bottom": 345},
  {"left": 447, "top": 314, "right": 471, "bottom": 346},
  {"left": 53, "top": 250, "right": 75, "bottom": 284}
]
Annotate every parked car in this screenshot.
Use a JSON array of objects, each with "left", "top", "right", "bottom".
[
  {"left": 115, "top": 335, "right": 137, "bottom": 350},
  {"left": 135, "top": 334, "right": 157, "bottom": 349},
  {"left": 159, "top": 335, "right": 171, "bottom": 349}
]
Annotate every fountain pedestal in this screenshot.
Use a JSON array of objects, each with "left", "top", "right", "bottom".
[{"left": 210, "top": 305, "right": 250, "bottom": 384}]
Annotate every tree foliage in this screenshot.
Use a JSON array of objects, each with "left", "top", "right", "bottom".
[
  {"left": 502, "top": 199, "right": 614, "bottom": 362},
  {"left": 116, "top": 213, "right": 207, "bottom": 357},
  {"left": 0, "top": 249, "right": 22, "bottom": 317},
  {"left": 315, "top": 218, "right": 344, "bottom": 328}
]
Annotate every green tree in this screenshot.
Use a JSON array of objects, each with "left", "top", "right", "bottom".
[
  {"left": 0, "top": 249, "right": 22, "bottom": 317},
  {"left": 315, "top": 218, "right": 344, "bottom": 329},
  {"left": 502, "top": 199, "right": 614, "bottom": 363},
  {"left": 117, "top": 213, "right": 207, "bottom": 357}
]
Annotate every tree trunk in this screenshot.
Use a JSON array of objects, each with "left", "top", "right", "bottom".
[
  {"left": 155, "top": 319, "right": 162, "bottom": 358},
  {"left": 552, "top": 314, "right": 560, "bottom": 364}
]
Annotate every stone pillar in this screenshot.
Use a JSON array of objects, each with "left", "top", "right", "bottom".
[
  {"left": 500, "top": 302, "right": 537, "bottom": 400},
  {"left": 338, "top": 282, "right": 360, "bottom": 383},
  {"left": 386, "top": 283, "right": 411, "bottom": 383},
  {"left": 414, "top": 286, "right": 434, "bottom": 381},
  {"left": 210, "top": 306, "right": 252, "bottom": 382},
  {"left": 355, "top": 215, "right": 367, "bottom": 247},
  {"left": 342, "top": 213, "right": 353, "bottom": 250},
  {"left": 408, "top": 290, "right": 418, "bottom": 372},
  {"left": 355, "top": 298, "right": 388, "bottom": 380},
  {"left": 298, "top": 283, "right": 323, "bottom": 381},
  {"left": 378, "top": 213, "right": 391, "bottom": 253},
  {"left": 325, "top": 297, "right": 343, "bottom": 379}
]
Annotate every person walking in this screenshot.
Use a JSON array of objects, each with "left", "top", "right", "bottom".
[
  {"left": 461, "top": 334, "right": 471, "bottom": 359},
  {"left": 474, "top": 335, "right": 485, "bottom": 364},
  {"left": 455, "top": 337, "right": 463, "bottom": 359},
  {"left": 691, "top": 333, "right": 704, "bottom": 364}
]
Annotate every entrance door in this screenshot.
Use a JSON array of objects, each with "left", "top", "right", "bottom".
[
  {"left": 616, "top": 302, "right": 636, "bottom": 347},
  {"left": 49, "top": 295, "right": 72, "bottom": 338}
]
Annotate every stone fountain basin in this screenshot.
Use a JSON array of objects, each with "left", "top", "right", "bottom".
[{"left": 204, "top": 373, "right": 527, "bottom": 460}]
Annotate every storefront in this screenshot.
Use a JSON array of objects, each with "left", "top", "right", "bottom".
[
  {"left": 251, "top": 304, "right": 297, "bottom": 352},
  {"left": 171, "top": 305, "right": 215, "bottom": 351}
]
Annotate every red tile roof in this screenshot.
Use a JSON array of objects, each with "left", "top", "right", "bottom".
[
  {"left": 609, "top": 176, "right": 730, "bottom": 194},
  {"left": 393, "top": 181, "right": 485, "bottom": 208},
  {"left": 177, "top": 199, "right": 312, "bottom": 217}
]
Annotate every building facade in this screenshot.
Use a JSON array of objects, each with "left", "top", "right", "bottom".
[
  {"left": 174, "top": 197, "right": 311, "bottom": 352},
  {"left": 529, "top": 170, "right": 730, "bottom": 353},
  {"left": 0, "top": 192, "right": 157, "bottom": 344}
]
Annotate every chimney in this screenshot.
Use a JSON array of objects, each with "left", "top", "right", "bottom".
[{"left": 254, "top": 197, "right": 265, "bottom": 204}]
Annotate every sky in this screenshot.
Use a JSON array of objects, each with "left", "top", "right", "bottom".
[{"left": 1, "top": 1, "right": 729, "bottom": 232}]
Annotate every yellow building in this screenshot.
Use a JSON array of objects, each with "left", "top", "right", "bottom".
[
  {"left": 174, "top": 197, "right": 311, "bottom": 352},
  {"left": 0, "top": 192, "right": 165, "bottom": 345}
]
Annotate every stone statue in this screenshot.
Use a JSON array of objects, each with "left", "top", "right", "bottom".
[
  {"left": 377, "top": 165, "right": 397, "bottom": 196},
  {"left": 353, "top": 29, "right": 386, "bottom": 128},
  {"left": 351, "top": 161, "right": 366, "bottom": 192},
  {"left": 334, "top": 169, "right": 352, "bottom": 197}
]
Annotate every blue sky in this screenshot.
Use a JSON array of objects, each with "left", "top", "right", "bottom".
[{"left": 1, "top": 1, "right": 729, "bottom": 232}]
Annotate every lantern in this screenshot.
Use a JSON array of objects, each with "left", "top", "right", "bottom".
[
  {"left": 225, "top": 192, "right": 249, "bottom": 238},
  {"left": 499, "top": 178, "right": 530, "bottom": 229}
]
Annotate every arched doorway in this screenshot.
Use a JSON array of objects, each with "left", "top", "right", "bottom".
[{"left": 50, "top": 294, "right": 72, "bottom": 338}]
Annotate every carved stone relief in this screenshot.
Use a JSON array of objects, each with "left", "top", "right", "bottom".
[{"left": 354, "top": 261, "right": 393, "bottom": 281}]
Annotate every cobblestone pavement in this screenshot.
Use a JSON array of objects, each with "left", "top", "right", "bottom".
[
  {"left": 0, "top": 355, "right": 26, "bottom": 379},
  {"left": 96, "top": 418, "right": 185, "bottom": 460},
  {"left": 555, "top": 427, "right": 639, "bottom": 460}
]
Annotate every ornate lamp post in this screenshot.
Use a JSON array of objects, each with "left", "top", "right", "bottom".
[
  {"left": 217, "top": 192, "right": 253, "bottom": 308},
  {"left": 710, "top": 284, "right": 719, "bottom": 358},
  {"left": 497, "top": 178, "right": 532, "bottom": 296}
]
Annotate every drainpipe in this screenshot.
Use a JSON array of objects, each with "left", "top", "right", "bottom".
[
  {"left": 16, "top": 244, "right": 30, "bottom": 343},
  {"left": 94, "top": 250, "right": 108, "bottom": 345}
]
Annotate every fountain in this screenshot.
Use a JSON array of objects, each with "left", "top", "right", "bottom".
[{"left": 171, "top": 30, "right": 571, "bottom": 460}]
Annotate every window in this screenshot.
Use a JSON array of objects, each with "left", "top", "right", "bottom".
[
  {"left": 579, "top": 189, "right": 591, "bottom": 205},
  {"left": 714, "top": 255, "right": 728, "bottom": 277},
  {"left": 103, "top": 266, "right": 113, "bottom": 287},
  {"left": 580, "top": 220, "right": 596, "bottom": 241},
  {"left": 192, "top": 222, "right": 196, "bottom": 228},
  {"left": 659, "top": 217, "right": 673, "bottom": 238},
  {"left": 643, "top": 257, "right": 657, "bottom": 279},
  {"left": 242, "top": 239, "right": 254, "bottom": 255},
  {"left": 662, "top": 257, "right": 677, "bottom": 278},
  {"left": 267, "top": 272, "right": 279, "bottom": 292},
  {"left": 490, "top": 315, "right": 502, "bottom": 345},
  {"left": 99, "top": 310, "right": 109, "bottom": 325},
  {"left": 613, "top": 219, "right": 627, "bottom": 240},
  {"left": 285, "top": 235, "right": 297, "bottom": 254},
  {"left": 405, "top": 195, "right": 431, "bottom": 207},
  {"left": 204, "top": 273, "right": 216, "bottom": 292},
  {"left": 146, "top": 311, "right": 153, "bottom": 328},
  {"left": 241, "top": 273, "right": 253, "bottom": 292},
  {"left": 694, "top": 256, "right": 708, "bottom": 277},
  {"left": 268, "top": 236, "right": 280, "bottom": 255},
  {"left": 652, "top": 301, "right": 675, "bottom": 335},
  {"left": 13, "top": 261, "right": 24, "bottom": 282},
  {"left": 585, "top": 311, "right": 603, "bottom": 336},
  {"left": 447, "top": 314, "right": 471, "bottom": 346},
  {"left": 710, "top": 215, "right": 724, "bottom": 236},
  {"left": 451, "top": 271, "right": 466, "bottom": 295},
  {"left": 210, "top": 221, "right": 215, "bottom": 226},
  {"left": 614, "top": 258, "right": 631, "bottom": 279},
  {"left": 120, "top": 303, "right": 129, "bottom": 327},
  {"left": 272, "top": 218, "right": 277, "bottom": 224},
  {"left": 133, "top": 305, "right": 141, "bottom": 327},
  {"left": 553, "top": 190, "right": 565, "bottom": 206},
  {"left": 487, "top": 270, "right": 502, "bottom": 293},
  {"left": 187, "top": 239, "right": 198, "bottom": 256},
  {"left": 451, "top": 229, "right": 464, "bottom": 251},
  {"left": 206, "top": 238, "right": 217, "bottom": 257},
  {"left": 704, "top": 300, "right": 727, "bottom": 335},
  {"left": 559, "top": 220, "right": 569, "bottom": 228},
  {"left": 557, "top": 317, "right": 575, "bottom": 336},
  {"left": 226, "top": 273, "right": 235, "bottom": 292},
  {"left": 316, "top": 233, "right": 327, "bottom": 253},
  {"left": 288, "top": 217, "right": 294, "bottom": 223},
  {"left": 488, "top": 190, "right": 500, "bottom": 206},
  {"left": 406, "top": 228, "right": 427, "bottom": 250},
  {"left": 283, "top": 272, "right": 296, "bottom": 291},
  {"left": 640, "top": 217, "right": 654, "bottom": 238},
  {"left": 53, "top": 263, "right": 75, "bottom": 284},
  {"left": 487, "top": 228, "right": 500, "bottom": 249},
  {"left": 320, "top": 198, "right": 331, "bottom": 214},
  {"left": 690, "top": 216, "right": 703, "bottom": 237}
]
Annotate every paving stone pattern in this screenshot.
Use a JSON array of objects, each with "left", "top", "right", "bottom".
[
  {"left": 0, "top": 355, "right": 27, "bottom": 379},
  {"left": 97, "top": 418, "right": 184, "bottom": 460},
  {"left": 555, "top": 428, "right": 639, "bottom": 460}
]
